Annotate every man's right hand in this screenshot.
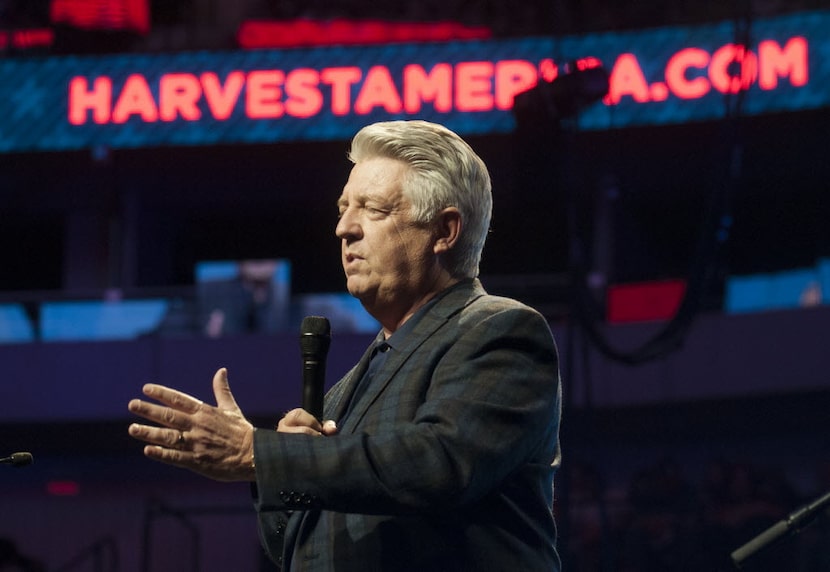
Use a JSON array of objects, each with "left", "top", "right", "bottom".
[{"left": 278, "top": 408, "right": 338, "bottom": 437}]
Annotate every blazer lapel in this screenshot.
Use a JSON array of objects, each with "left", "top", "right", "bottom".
[
  {"left": 339, "top": 280, "right": 487, "bottom": 431},
  {"left": 324, "top": 334, "right": 383, "bottom": 422}
]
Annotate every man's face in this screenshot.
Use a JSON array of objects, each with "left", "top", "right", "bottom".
[{"left": 335, "top": 157, "right": 438, "bottom": 316}]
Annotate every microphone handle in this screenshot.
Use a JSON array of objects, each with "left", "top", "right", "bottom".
[
  {"left": 731, "top": 489, "right": 830, "bottom": 568},
  {"left": 302, "top": 358, "right": 325, "bottom": 421}
]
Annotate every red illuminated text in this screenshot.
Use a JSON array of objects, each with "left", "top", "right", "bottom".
[
  {"left": 606, "top": 37, "right": 808, "bottom": 104},
  {"left": 67, "top": 37, "right": 809, "bottom": 126},
  {"left": 68, "top": 61, "right": 540, "bottom": 125}
]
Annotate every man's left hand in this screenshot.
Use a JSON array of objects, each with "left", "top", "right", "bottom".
[{"left": 128, "top": 367, "right": 256, "bottom": 482}]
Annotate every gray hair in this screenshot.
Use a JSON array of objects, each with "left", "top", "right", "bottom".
[{"left": 348, "top": 120, "right": 492, "bottom": 278}]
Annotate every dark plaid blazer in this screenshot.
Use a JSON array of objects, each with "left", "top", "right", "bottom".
[{"left": 253, "top": 279, "right": 562, "bottom": 571}]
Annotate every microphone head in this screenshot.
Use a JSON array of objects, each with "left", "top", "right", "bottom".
[
  {"left": 301, "top": 315, "right": 330, "bottom": 336},
  {"left": 300, "top": 316, "right": 331, "bottom": 356},
  {"left": 10, "top": 452, "right": 33, "bottom": 467}
]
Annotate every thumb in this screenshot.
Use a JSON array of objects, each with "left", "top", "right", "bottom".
[
  {"left": 322, "top": 419, "right": 339, "bottom": 436},
  {"left": 213, "top": 367, "right": 241, "bottom": 412}
]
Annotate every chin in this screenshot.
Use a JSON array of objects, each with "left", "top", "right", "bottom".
[
  {"left": 346, "top": 281, "right": 375, "bottom": 305},
  {"left": 345, "top": 279, "right": 365, "bottom": 299}
]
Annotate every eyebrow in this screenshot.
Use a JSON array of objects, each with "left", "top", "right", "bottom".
[{"left": 337, "top": 191, "right": 399, "bottom": 210}]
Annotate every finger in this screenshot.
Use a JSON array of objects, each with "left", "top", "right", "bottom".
[
  {"left": 142, "top": 442, "right": 251, "bottom": 483},
  {"left": 129, "top": 423, "right": 183, "bottom": 449},
  {"left": 128, "top": 399, "right": 192, "bottom": 430},
  {"left": 212, "top": 368, "right": 241, "bottom": 413},
  {"left": 141, "top": 383, "right": 204, "bottom": 414},
  {"left": 277, "top": 408, "right": 323, "bottom": 435},
  {"left": 142, "top": 444, "right": 193, "bottom": 469},
  {"left": 280, "top": 408, "right": 322, "bottom": 429}
]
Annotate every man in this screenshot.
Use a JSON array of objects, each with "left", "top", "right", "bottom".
[{"left": 128, "top": 120, "right": 563, "bottom": 570}]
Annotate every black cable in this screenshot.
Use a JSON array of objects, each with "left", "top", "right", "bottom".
[{"left": 568, "top": 5, "right": 753, "bottom": 366}]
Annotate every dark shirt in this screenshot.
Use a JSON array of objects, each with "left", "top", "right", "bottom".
[{"left": 344, "top": 291, "right": 445, "bottom": 419}]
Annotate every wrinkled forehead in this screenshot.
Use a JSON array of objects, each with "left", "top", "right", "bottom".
[{"left": 338, "top": 157, "right": 409, "bottom": 205}]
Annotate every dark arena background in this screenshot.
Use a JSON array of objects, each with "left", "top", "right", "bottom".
[{"left": 2, "top": 0, "right": 830, "bottom": 570}]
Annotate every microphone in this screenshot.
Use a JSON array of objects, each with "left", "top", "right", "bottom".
[
  {"left": 1, "top": 452, "right": 33, "bottom": 467},
  {"left": 731, "top": 489, "right": 830, "bottom": 568},
  {"left": 300, "top": 316, "right": 331, "bottom": 421}
]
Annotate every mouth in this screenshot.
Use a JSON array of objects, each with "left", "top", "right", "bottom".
[{"left": 343, "top": 253, "right": 363, "bottom": 272}]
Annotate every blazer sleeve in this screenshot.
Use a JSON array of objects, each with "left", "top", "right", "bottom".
[{"left": 251, "top": 298, "right": 560, "bottom": 516}]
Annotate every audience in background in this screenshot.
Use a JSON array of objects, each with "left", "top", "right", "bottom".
[
  {"left": 3, "top": 453, "right": 828, "bottom": 569},
  {"left": 563, "top": 456, "right": 820, "bottom": 571}
]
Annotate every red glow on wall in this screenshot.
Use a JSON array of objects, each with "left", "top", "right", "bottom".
[
  {"left": 607, "top": 280, "right": 687, "bottom": 324},
  {"left": 237, "top": 19, "right": 491, "bottom": 49},
  {"left": 46, "top": 480, "right": 81, "bottom": 496},
  {"left": 51, "top": 0, "right": 149, "bottom": 34},
  {"left": 573, "top": 56, "right": 603, "bottom": 71},
  {"left": 0, "top": 28, "right": 55, "bottom": 50}
]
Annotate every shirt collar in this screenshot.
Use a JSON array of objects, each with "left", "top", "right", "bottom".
[{"left": 380, "top": 279, "right": 472, "bottom": 351}]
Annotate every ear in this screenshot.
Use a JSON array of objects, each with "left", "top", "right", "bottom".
[{"left": 433, "top": 207, "right": 462, "bottom": 255}]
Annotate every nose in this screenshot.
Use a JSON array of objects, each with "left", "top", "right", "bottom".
[{"left": 335, "top": 208, "right": 361, "bottom": 241}]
